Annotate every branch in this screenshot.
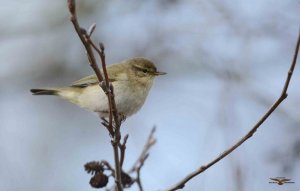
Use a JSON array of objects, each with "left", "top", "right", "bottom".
[
  {"left": 67, "top": 0, "right": 103, "bottom": 83},
  {"left": 130, "top": 127, "right": 156, "bottom": 191},
  {"left": 128, "top": 127, "right": 156, "bottom": 191},
  {"left": 88, "top": 40, "right": 123, "bottom": 189},
  {"left": 165, "top": 30, "right": 300, "bottom": 191},
  {"left": 89, "top": 41, "right": 115, "bottom": 129},
  {"left": 119, "top": 134, "right": 129, "bottom": 168},
  {"left": 107, "top": 127, "right": 156, "bottom": 191},
  {"left": 67, "top": 0, "right": 123, "bottom": 190},
  {"left": 135, "top": 154, "right": 149, "bottom": 191},
  {"left": 129, "top": 127, "right": 157, "bottom": 173}
]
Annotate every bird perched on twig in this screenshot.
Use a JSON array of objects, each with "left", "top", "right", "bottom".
[{"left": 31, "top": 57, "right": 166, "bottom": 118}]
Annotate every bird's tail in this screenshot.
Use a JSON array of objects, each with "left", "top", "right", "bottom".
[
  {"left": 30, "top": 87, "right": 81, "bottom": 106},
  {"left": 30, "top": 88, "right": 58, "bottom": 95}
]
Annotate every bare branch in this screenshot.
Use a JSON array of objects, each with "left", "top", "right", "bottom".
[
  {"left": 129, "top": 127, "right": 156, "bottom": 173},
  {"left": 101, "top": 160, "right": 115, "bottom": 174},
  {"left": 88, "top": 23, "right": 96, "bottom": 37},
  {"left": 107, "top": 127, "right": 156, "bottom": 191},
  {"left": 89, "top": 41, "right": 115, "bottom": 130},
  {"left": 67, "top": 0, "right": 123, "bottom": 190},
  {"left": 67, "top": 0, "right": 103, "bottom": 83},
  {"left": 119, "top": 134, "right": 129, "bottom": 167},
  {"left": 87, "top": 40, "right": 122, "bottom": 133},
  {"left": 135, "top": 154, "right": 149, "bottom": 191},
  {"left": 164, "top": 30, "right": 300, "bottom": 191}
]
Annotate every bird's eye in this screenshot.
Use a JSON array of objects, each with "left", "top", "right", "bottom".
[{"left": 142, "top": 69, "right": 148, "bottom": 73}]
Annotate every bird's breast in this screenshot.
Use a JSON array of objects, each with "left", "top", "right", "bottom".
[{"left": 113, "top": 80, "right": 153, "bottom": 116}]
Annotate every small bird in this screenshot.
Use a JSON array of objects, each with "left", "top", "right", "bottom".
[
  {"left": 269, "top": 177, "right": 293, "bottom": 185},
  {"left": 31, "top": 57, "right": 166, "bottom": 118}
]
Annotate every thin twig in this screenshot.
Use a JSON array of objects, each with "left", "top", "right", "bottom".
[
  {"left": 119, "top": 134, "right": 129, "bottom": 167},
  {"left": 129, "top": 127, "right": 156, "bottom": 173},
  {"left": 88, "top": 23, "right": 96, "bottom": 37},
  {"left": 67, "top": 0, "right": 103, "bottom": 83},
  {"left": 88, "top": 38, "right": 122, "bottom": 188},
  {"left": 88, "top": 31, "right": 123, "bottom": 191},
  {"left": 135, "top": 154, "right": 149, "bottom": 191},
  {"left": 101, "top": 160, "right": 115, "bottom": 173},
  {"left": 89, "top": 40, "right": 114, "bottom": 133},
  {"left": 164, "top": 30, "right": 300, "bottom": 191},
  {"left": 109, "top": 85, "right": 123, "bottom": 189},
  {"left": 67, "top": 0, "right": 123, "bottom": 190},
  {"left": 107, "top": 128, "right": 156, "bottom": 191}
]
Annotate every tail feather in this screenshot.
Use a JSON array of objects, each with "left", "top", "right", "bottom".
[{"left": 30, "top": 89, "right": 58, "bottom": 95}]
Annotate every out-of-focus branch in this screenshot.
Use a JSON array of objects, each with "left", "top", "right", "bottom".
[
  {"left": 129, "top": 127, "right": 156, "bottom": 191},
  {"left": 165, "top": 30, "right": 300, "bottom": 191},
  {"left": 129, "top": 127, "right": 156, "bottom": 173},
  {"left": 67, "top": 0, "right": 123, "bottom": 190},
  {"left": 135, "top": 153, "right": 149, "bottom": 191}
]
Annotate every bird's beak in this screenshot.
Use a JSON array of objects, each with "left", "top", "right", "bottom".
[{"left": 154, "top": 71, "right": 167, "bottom": 76}]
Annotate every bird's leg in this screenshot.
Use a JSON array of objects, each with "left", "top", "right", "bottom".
[{"left": 99, "top": 111, "right": 126, "bottom": 128}]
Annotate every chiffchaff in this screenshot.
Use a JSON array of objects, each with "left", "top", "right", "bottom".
[{"left": 30, "top": 57, "right": 166, "bottom": 117}]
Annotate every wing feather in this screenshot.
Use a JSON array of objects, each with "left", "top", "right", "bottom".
[
  {"left": 71, "top": 74, "right": 118, "bottom": 87},
  {"left": 71, "top": 75, "right": 98, "bottom": 87},
  {"left": 70, "top": 63, "right": 127, "bottom": 87}
]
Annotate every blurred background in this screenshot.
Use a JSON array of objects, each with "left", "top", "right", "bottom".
[{"left": 1, "top": 0, "right": 300, "bottom": 190}]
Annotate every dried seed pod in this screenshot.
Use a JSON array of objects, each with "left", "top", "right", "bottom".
[
  {"left": 84, "top": 161, "right": 104, "bottom": 175},
  {"left": 90, "top": 172, "right": 109, "bottom": 188}
]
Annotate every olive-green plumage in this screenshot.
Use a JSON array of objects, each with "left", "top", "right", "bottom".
[{"left": 31, "top": 57, "right": 166, "bottom": 117}]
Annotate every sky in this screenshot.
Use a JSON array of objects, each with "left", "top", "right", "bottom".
[{"left": 1, "top": 0, "right": 300, "bottom": 191}]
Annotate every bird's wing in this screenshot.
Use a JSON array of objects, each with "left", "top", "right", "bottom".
[
  {"left": 281, "top": 178, "right": 291, "bottom": 182},
  {"left": 71, "top": 64, "right": 126, "bottom": 87},
  {"left": 71, "top": 74, "right": 99, "bottom": 87},
  {"left": 270, "top": 178, "right": 279, "bottom": 181},
  {"left": 71, "top": 73, "right": 118, "bottom": 88}
]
